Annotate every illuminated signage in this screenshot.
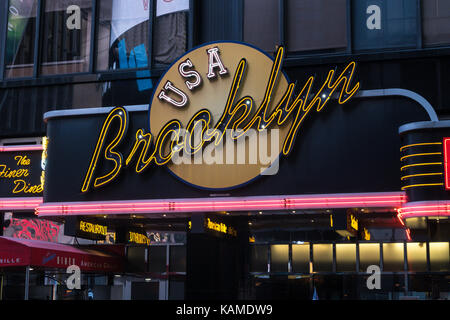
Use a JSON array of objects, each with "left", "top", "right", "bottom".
[
  {"left": 116, "top": 227, "right": 150, "bottom": 245},
  {"left": 444, "top": 138, "right": 450, "bottom": 190},
  {"left": 80, "top": 42, "right": 359, "bottom": 192},
  {"left": 41, "top": 137, "right": 49, "bottom": 188},
  {"left": 64, "top": 217, "right": 107, "bottom": 241},
  {"left": 349, "top": 214, "right": 359, "bottom": 232},
  {"left": 188, "top": 216, "right": 238, "bottom": 237},
  {"left": 333, "top": 209, "right": 359, "bottom": 237},
  {"left": 79, "top": 220, "right": 107, "bottom": 235},
  {"left": 206, "top": 218, "right": 237, "bottom": 237},
  {"left": 0, "top": 149, "right": 43, "bottom": 197},
  {"left": 362, "top": 227, "right": 371, "bottom": 241},
  {"left": 128, "top": 231, "right": 150, "bottom": 246}
]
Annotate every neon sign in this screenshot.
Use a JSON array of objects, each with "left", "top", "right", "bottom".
[
  {"left": 64, "top": 217, "right": 108, "bottom": 241},
  {"left": 0, "top": 150, "right": 43, "bottom": 196},
  {"left": 444, "top": 138, "right": 450, "bottom": 190},
  {"left": 206, "top": 218, "right": 237, "bottom": 237},
  {"left": 81, "top": 42, "right": 359, "bottom": 192}
]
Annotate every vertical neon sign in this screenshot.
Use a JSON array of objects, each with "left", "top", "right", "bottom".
[{"left": 443, "top": 138, "right": 450, "bottom": 190}]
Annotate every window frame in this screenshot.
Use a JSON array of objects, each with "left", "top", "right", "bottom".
[
  {"left": 250, "top": 0, "right": 429, "bottom": 60},
  {"left": 0, "top": 0, "right": 195, "bottom": 82}
]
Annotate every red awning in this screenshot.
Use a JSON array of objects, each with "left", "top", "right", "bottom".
[{"left": 0, "top": 237, "right": 123, "bottom": 273}]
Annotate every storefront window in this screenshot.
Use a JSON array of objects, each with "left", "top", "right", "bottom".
[
  {"left": 422, "top": 0, "right": 450, "bottom": 47},
  {"left": 359, "top": 243, "right": 380, "bottom": 272},
  {"left": 312, "top": 244, "right": 333, "bottom": 272},
  {"left": 286, "top": 0, "right": 348, "bottom": 53},
  {"left": 429, "top": 242, "right": 450, "bottom": 272},
  {"left": 407, "top": 242, "right": 428, "bottom": 272},
  {"left": 292, "top": 243, "right": 310, "bottom": 274},
  {"left": 250, "top": 245, "right": 268, "bottom": 273},
  {"left": 40, "top": 0, "right": 92, "bottom": 74},
  {"left": 382, "top": 243, "right": 405, "bottom": 272},
  {"left": 270, "top": 245, "right": 289, "bottom": 272},
  {"left": 243, "top": 0, "right": 280, "bottom": 54},
  {"left": 4, "top": 0, "right": 37, "bottom": 78},
  {"left": 336, "top": 244, "right": 356, "bottom": 272},
  {"left": 169, "top": 245, "right": 186, "bottom": 273},
  {"left": 148, "top": 246, "right": 166, "bottom": 273}
]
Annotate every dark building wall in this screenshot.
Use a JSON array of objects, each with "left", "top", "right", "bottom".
[{"left": 1, "top": 0, "right": 450, "bottom": 139}]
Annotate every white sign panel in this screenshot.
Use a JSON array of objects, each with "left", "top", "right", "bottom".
[
  {"left": 156, "top": 0, "right": 189, "bottom": 17},
  {"left": 110, "top": 0, "right": 150, "bottom": 45}
]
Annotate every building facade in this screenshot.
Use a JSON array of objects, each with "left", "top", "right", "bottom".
[{"left": 0, "top": 0, "right": 449, "bottom": 300}]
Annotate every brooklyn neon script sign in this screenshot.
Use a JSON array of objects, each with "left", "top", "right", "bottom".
[{"left": 81, "top": 42, "right": 360, "bottom": 192}]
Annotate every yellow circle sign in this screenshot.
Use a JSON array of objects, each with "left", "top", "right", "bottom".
[{"left": 149, "top": 42, "right": 291, "bottom": 189}]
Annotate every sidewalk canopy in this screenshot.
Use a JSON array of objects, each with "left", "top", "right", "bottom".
[{"left": 0, "top": 237, "right": 123, "bottom": 273}]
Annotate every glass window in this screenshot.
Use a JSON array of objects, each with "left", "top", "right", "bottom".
[
  {"left": 153, "top": 2, "right": 188, "bottom": 65},
  {"left": 292, "top": 243, "right": 310, "bottom": 273},
  {"left": 243, "top": 0, "right": 280, "bottom": 53},
  {"left": 382, "top": 243, "right": 405, "bottom": 272},
  {"left": 313, "top": 244, "right": 333, "bottom": 272},
  {"left": 250, "top": 245, "right": 268, "bottom": 273},
  {"left": 406, "top": 242, "right": 428, "bottom": 272},
  {"left": 96, "top": 0, "right": 150, "bottom": 71},
  {"left": 169, "top": 245, "right": 186, "bottom": 273},
  {"left": 148, "top": 245, "right": 166, "bottom": 273},
  {"left": 270, "top": 244, "right": 289, "bottom": 272},
  {"left": 422, "top": 0, "right": 450, "bottom": 46},
  {"left": 40, "top": 0, "right": 92, "bottom": 74},
  {"left": 352, "top": 0, "right": 418, "bottom": 51},
  {"left": 286, "top": 0, "right": 348, "bottom": 53},
  {"left": 4, "top": 0, "right": 38, "bottom": 78},
  {"left": 336, "top": 244, "right": 356, "bottom": 272},
  {"left": 429, "top": 242, "right": 449, "bottom": 272},
  {"left": 359, "top": 243, "right": 380, "bottom": 272}
]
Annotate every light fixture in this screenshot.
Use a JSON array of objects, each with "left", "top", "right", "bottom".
[
  {"left": 258, "top": 211, "right": 262, "bottom": 215},
  {"left": 114, "top": 274, "right": 121, "bottom": 278},
  {"left": 145, "top": 278, "right": 151, "bottom": 282}
]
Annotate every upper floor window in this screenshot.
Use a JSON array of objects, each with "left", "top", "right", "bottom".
[
  {"left": 96, "top": 0, "right": 188, "bottom": 71},
  {"left": 352, "top": 0, "right": 419, "bottom": 51},
  {"left": 40, "top": 0, "right": 92, "bottom": 74},
  {"left": 286, "top": 0, "right": 348, "bottom": 54},
  {"left": 243, "top": 0, "right": 348, "bottom": 55},
  {"left": 422, "top": 0, "right": 450, "bottom": 47},
  {"left": 2, "top": 0, "right": 190, "bottom": 79},
  {"left": 5, "top": 0, "right": 37, "bottom": 78}
]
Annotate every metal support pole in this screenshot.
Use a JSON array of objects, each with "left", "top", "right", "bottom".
[
  {"left": 24, "top": 266, "right": 30, "bottom": 300},
  {"left": 0, "top": 273, "right": 3, "bottom": 300}
]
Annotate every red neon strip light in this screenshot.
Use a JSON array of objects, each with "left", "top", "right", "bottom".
[
  {"left": 398, "top": 200, "right": 450, "bottom": 218},
  {"left": 0, "top": 145, "right": 43, "bottom": 152},
  {"left": 0, "top": 198, "right": 43, "bottom": 210},
  {"left": 36, "top": 192, "right": 406, "bottom": 216},
  {"left": 444, "top": 138, "right": 450, "bottom": 190},
  {"left": 37, "top": 194, "right": 406, "bottom": 210}
]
